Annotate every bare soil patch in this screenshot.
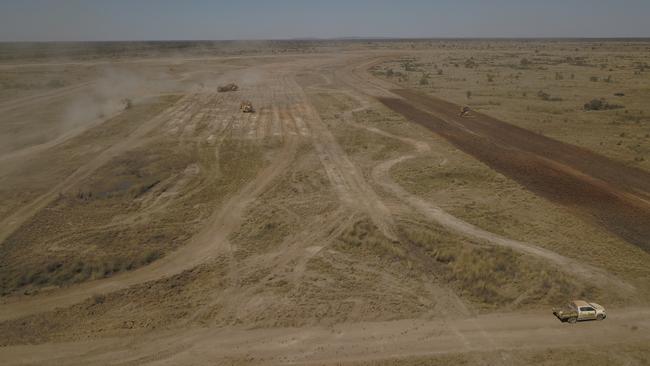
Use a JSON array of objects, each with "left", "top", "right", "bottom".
[{"left": 378, "top": 91, "right": 650, "bottom": 252}]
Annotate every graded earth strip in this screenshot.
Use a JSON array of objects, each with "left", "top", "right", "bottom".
[
  {"left": 330, "top": 82, "right": 634, "bottom": 294},
  {"left": 0, "top": 78, "right": 301, "bottom": 321}
]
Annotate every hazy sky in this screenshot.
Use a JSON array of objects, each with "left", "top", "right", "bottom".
[{"left": 1, "top": 0, "right": 649, "bottom": 41}]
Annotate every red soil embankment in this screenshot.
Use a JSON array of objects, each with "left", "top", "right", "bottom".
[{"left": 379, "top": 89, "right": 650, "bottom": 252}]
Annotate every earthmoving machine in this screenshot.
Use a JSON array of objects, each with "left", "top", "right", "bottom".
[
  {"left": 218, "top": 83, "right": 239, "bottom": 92},
  {"left": 121, "top": 98, "right": 133, "bottom": 110},
  {"left": 553, "top": 300, "right": 607, "bottom": 323},
  {"left": 240, "top": 100, "right": 254, "bottom": 113}
]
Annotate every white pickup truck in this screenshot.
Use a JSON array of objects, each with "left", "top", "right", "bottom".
[{"left": 553, "top": 300, "right": 607, "bottom": 323}]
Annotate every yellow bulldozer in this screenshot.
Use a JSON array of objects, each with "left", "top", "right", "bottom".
[
  {"left": 240, "top": 100, "right": 254, "bottom": 113},
  {"left": 459, "top": 106, "right": 471, "bottom": 117}
]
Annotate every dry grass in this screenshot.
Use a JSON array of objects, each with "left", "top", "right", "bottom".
[
  {"left": 331, "top": 212, "right": 592, "bottom": 310},
  {"left": 1, "top": 41, "right": 648, "bottom": 362},
  {"left": 399, "top": 221, "right": 594, "bottom": 309},
  {"left": 0, "top": 261, "right": 229, "bottom": 345},
  {"left": 375, "top": 41, "right": 650, "bottom": 171},
  {"left": 389, "top": 143, "right": 650, "bottom": 301},
  {"left": 303, "top": 76, "right": 621, "bottom": 308},
  {"left": 0, "top": 95, "right": 182, "bottom": 221},
  {"left": 231, "top": 143, "right": 338, "bottom": 259},
  {"left": 0, "top": 137, "right": 267, "bottom": 296}
]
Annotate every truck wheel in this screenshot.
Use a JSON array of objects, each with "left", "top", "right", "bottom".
[
  {"left": 597, "top": 314, "right": 605, "bottom": 321},
  {"left": 568, "top": 317, "right": 577, "bottom": 324}
]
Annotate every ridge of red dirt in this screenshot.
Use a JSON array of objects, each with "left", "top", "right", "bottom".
[{"left": 378, "top": 90, "right": 650, "bottom": 252}]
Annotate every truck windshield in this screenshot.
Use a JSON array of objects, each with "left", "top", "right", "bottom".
[{"left": 580, "top": 307, "right": 594, "bottom": 311}]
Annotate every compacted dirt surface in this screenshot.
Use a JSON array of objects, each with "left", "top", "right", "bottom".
[
  {"left": 0, "top": 41, "right": 649, "bottom": 365},
  {"left": 3, "top": 308, "right": 650, "bottom": 365},
  {"left": 378, "top": 90, "right": 650, "bottom": 252}
]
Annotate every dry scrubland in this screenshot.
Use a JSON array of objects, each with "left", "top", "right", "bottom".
[
  {"left": 0, "top": 40, "right": 649, "bottom": 365},
  {"left": 372, "top": 40, "right": 650, "bottom": 170}
]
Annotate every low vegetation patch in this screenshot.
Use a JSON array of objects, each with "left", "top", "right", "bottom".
[
  {"left": 400, "top": 223, "right": 595, "bottom": 308},
  {"left": 584, "top": 98, "right": 624, "bottom": 111},
  {"left": 334, "top": 216, "right": 593, "bottom": 309},
  {"left": 537, "top": 90, "right": 563, "bottom": 102},
  {"left": 0, "top": 137, "right": 267, "bottom": 296}
]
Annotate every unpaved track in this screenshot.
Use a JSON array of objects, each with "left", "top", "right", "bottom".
[
  {"left": 0, "top": 81, "right": 94, "bottom": 114},
  {"left": 335, "top": 55, "right": 650, "bottom": 252},
  {"left": 329, "top": 67, "right": 633, "bottom": 294},
  {"left": 1, "top": 59, "right": 354, "bottom": 322},
  {"left": 1, "top": 307, "right": 648, "bottom": 365},
  {"left": 1, "top": 53, "right": 649, "bottom": 364},
  {"left": 293, "top": 84, "right": 397, "bottom": 241},
  {"left": 372, "top": 154, "right": 633, "bottom": 293},
  {"left": 0, "top": 67, "right": 302, "bottom": 321},
  {"left": 0, "top": 115, "right": 296, "bottom": 323},
  {"left": 193, "top": 65, "right": 406, "bottom": 323},
  {"left": 344, "top": 102, "right": 631, "bottom": 292},
  {"left": 379, "top": 91, "right": 650, "bottom": 252},
  {"left": 0, "top": 95, "right": 199, "bottom": 246}
]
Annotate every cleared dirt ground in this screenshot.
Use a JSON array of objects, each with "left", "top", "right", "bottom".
[{"left": 0, "top": 40, "right": 649, "bottom": 365}]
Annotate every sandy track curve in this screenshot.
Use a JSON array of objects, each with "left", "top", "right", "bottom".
[
  {"left": 0, "top": 62, "right": 308, "bottom": 322},
  {"left": 292, "top": 81, "right": 397, "bottom": 241},
  {"left": 0, "top": 87, "right": 299, "bottom": 321},
  {"left": 0, "top": 95, "right": 196, "bottom": 246},
  {"left": 0, "top": 135, "right": 296, "bottom": 322},
  {"left": 330, "top": 67, "right": 633, "bottom": 294},
  {"left": 1, "top": 53, "right": 647, "bottom": 365},
  {"left": 372, "top": 154, "right": 633, "bottom": 293}
]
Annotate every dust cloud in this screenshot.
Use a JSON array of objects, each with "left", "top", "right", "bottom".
[{"left": 60, "top": 67, "right": 180, "bottom": 134}]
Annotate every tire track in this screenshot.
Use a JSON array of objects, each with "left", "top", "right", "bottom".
[
  {"left": 291, "top": 91, "right": 397, "bottom": 241},
  {"left": 0, "top": 95, "right": 197, "bottom": 247},
  {"left": 0, "top": 81, "right": 94, "bottom": 114},
  {"left": 335, "top": 90, "right": 634, "bottom": 294},
  {"left": 0, "top": 77, "right": 300, "bottom": 321}
]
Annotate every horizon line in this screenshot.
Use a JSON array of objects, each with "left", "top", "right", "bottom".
[{"left": 2, "top": 36, "right": 650, "bottom": 44}]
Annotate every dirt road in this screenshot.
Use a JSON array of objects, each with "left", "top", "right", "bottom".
[
  {"left": 1, "top": 52, "right": 649, "bottom": 365},
  {"left": 1, "top": 307, "right": 648, "bottom": 365},
  {"left": 376, "top": 91, "right": 650, "bottom": 252},
  {"left": 334, "top": 61, "right": 633, "bottom": 294},
  {"left": 0, "top": 65, "right": 306, "bottom": 321}
]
